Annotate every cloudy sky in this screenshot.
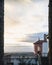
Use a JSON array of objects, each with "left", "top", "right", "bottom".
[{"left": 4, "top": 0, "right": 49, "bottom": 53}]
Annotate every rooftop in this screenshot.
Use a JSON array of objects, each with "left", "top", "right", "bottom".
[
  {"left": 33, "top": 39, "right": 46, "bottom": 44},
  {"left": 4, "top": 52, "right": 37, "bottom": 58}
]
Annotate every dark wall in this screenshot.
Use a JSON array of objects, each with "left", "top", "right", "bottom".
[
  {"left": 41, "top": 57, "right": 49, "bottom": 65},
  {"left": 49, "top": 0, "right": 52, "bottom": 65},
  {"left": 0, "top": 0, "right": 4, "bottom": 65}
]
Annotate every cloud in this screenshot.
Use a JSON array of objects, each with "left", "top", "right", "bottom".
[
  {"left": 4, "top": 46, "right": 34, "bottom": 53},
  {"left": 31, "top": 0, "right": 49, "bottom": 2},
  {"left": 4, "top": 16, "right": 20, "bottom": 25},
  {"left": 4, "top": 0, "right": 48, "bottom": 43},
  {"left": 42, "top": 24, "right": 48, "bottom": 28},
  {"left": 21, "top": 32, "right": 48, "bottom": 43},
  {"left": 5, "top": 0, "right": 48, "bottom": 2},
  {"left": 4, "top": 42, "right": 34, "bottom": 53}
]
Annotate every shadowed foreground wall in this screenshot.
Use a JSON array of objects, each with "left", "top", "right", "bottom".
[
  {"left": 49, "top": 0, "right": 52, "bottom": 65},
  {"left": 0, "top": 0, "right": 4, "bottom": 65},
  {"left": 41, "top": 57, "right": 49, "bottom": 65}
]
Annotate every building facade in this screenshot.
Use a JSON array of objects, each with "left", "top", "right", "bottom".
[{"left": 33, "top": 34, "right": 49, "bottom": 57}]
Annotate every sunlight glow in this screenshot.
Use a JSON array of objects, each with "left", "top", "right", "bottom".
[{"left": 4, "top": 0, "right": 48, "bottom": 52}]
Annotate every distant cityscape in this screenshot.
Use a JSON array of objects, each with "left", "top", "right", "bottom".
[{"left": 4, "top": 33, "right": 49, "bottom": 65}]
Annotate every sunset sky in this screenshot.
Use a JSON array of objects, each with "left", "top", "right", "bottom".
[{"left": 4, "top": 0, "right": 49, "bottom": 53}]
